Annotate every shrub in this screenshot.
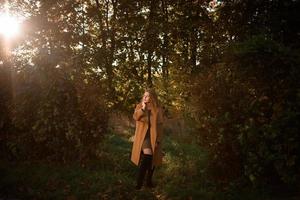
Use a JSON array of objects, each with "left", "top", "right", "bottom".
[
  {"left": 3, "top": 63, "right": 108, "bottom": 163},
  {"left": 190, "top": 36, "right": 300, "bottom": 188}
]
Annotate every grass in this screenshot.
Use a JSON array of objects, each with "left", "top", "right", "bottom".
[
  {"left": 0, "top": 129, "right": 213, "bottom": 200},
  {"left": 1, "top": 129, "right": 298, "bottom": 199}
]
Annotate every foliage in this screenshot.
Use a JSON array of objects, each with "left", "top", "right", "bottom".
[
  {"left": 0, "top": 0, "right": 299, "bottom": 195},
  {"left": 2, "top": 61, "right": 108, "bottom": 162},
  {"left": 190, "top": 35, "right": 300, "bottom": 188},
  {"left": 0, "top": 0, "right": 110, "bottom": 162}
]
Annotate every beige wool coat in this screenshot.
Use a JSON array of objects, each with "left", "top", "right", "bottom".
[{"left": 130, "top": 103, "right": 164, "bottom": 166}]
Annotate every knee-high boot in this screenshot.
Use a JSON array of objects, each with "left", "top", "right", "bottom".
[
  {"left": 146, "top": 166, "right": 155, "bottom": 188},
  {"left": 136, "top": 154, "right": 153, "bottom": 190}
]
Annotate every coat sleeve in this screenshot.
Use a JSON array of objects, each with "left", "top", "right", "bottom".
[{"left": 133, "top": 104, "right": 147, "bottom": 122}]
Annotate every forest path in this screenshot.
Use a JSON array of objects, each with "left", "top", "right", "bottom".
[{"left": 106, "top": 113, "right": 209, "bottom": 199}]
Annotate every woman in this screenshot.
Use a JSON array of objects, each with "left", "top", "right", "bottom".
[{"left": 131, "top": 88, "right": 164, "bottom": 190}]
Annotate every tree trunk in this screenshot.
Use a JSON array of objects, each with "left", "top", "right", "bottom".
[
  {"left": 190, "top": 27, "right": 197, "bottom": 72},
  {"left": 161, "top": 0, "right": 169, "bottom": 88},
  {"left": 146, "top": 0, "right": 157, "bottom": 87},
  {"left": 95, "top": 0, "right": 116, "bottom": 102}
]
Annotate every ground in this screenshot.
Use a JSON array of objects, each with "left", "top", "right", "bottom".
[{"left": 1, "top": 115, "right": 299, "bottom": 199}]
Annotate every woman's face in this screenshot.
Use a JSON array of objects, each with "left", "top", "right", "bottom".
[{"left": 143, "top": 92, "right": 151, "bottom": 103}]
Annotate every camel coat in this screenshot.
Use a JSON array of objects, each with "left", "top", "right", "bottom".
[{"left": 131, "top": 103, "right": 164, "bottom": 166}]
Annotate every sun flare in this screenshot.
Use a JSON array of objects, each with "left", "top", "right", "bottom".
[{"left": 0, "top": 12, "right": 20, "bottom": 39}]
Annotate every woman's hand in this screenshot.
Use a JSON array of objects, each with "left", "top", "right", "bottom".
[{"left": 142, "top": 101, "right": 147, "bottom": 110}]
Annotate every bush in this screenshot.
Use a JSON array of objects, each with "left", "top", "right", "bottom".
[
  {"left": 2, "top": 63, "right": 108, "bottom": 163},
  {"left": 189, "top": 35, "right": 300, "bottom": 188}
]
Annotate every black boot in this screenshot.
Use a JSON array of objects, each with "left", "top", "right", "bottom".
[
  {"left": 136, "top": 154, "right": 152, "bottom": 190},
  {"left": 146, "top": 166, "right": 155, "bottom": 188}
]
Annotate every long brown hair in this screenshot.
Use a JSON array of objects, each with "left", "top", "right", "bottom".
[{"left": 141, "top": 88, "right": 160, "bottom": 112}]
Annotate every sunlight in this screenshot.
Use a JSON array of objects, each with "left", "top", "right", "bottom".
[{"left": 0, "top": 12, "right": 20, "bottom": 39}]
